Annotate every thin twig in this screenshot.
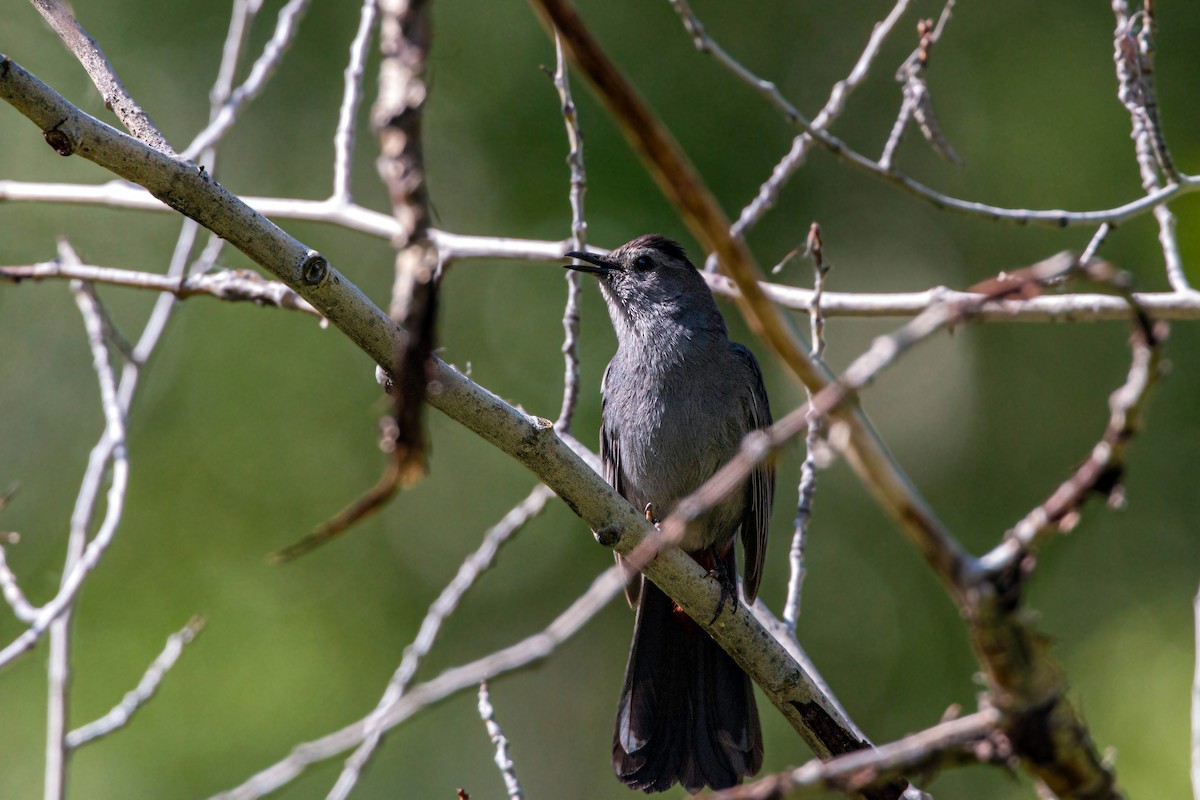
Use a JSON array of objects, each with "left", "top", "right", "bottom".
[
  {"left": 478, "top": 682, "right": 524, "bottom": 800},
  {"left": 181, "top": 0, "right": 313, "bottom": 160},
  {"left": 323, "top": 484, "right": 554, "bottom": 799},
  {"left": 42, "top": 276, "right": 132, "bottom": 796},
  {"left": 664, "top": 0, "right": 1198, "bottom": 229},
  {"left": 550, "top": 31, "right": 588, "bottom": 433},
  {"left": 0, "top": 261, "right": 325, "bottom": 320},
  {"left": 66, "top": 617, "right": 206, "bottom": 749},
  {"left": 0, "top": 545, "right": 36, "bottom": 623},
  {"left": 716, "top": 709, "right": 1004, "bottom": 800},
  {"left": 29, "top": 0, "right": 175, "bottom": 154},
  {"left": 981, "top": 263, "right": 1165, "bottom": 571},
  {"left": 373, "top": 0, "right": 438, "bottom": 483},
  {"left": 881, "top": 2, "right": 961, "bottom": 170},
  {"left": 1111, "top": 1, "right": 1190, "bottom": 291},
  {"left": 696, "top": 0, "right": 913, "bottom": 269},
  {"left": 784, "top": 225, "right": 829, "bottom": 632},
  {"left": 332, "top": 0, "right": 379, "bottom": 203},
  {"left": 212, "top": 566, "right": 625, "bottom": 800},
  {"left": 210, "top": 0, "right": 264, "bottom": 113},
  {"left": 531, "top": 0, "right": 969, "bottom": 617},
  {"left": 704, "top": 275, "right": 1200, "bottom": 321}
]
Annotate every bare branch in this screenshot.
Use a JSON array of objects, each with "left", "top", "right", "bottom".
[
  {"left": 0, "top": 261, "right": 324, "bottom": 321},
  {"left": 181, "top": 0, "right": 313, "bottom": 160},
  {"left": 323, "top": 484, "right": 554, "bottom": 798},
  {"left": 530, "top": 0, "right": 968, "bottom": 636},
  {"left": 717, "top": 709, "right": 1003, "bottom": 800},
  {"left": 731, "top": 0, "right": 914, "bottom": 271},
  {"left": 5, "top": 176, "right": 1199, "bottom": 320},
  {"left": 706, "top": 274, "right": 1200, "bottom": 322},
  {"left": 550, "top": 31, "right": 588, "bottom": 433},
  {"left": 982, "top": 269, "right": 1165, "bottom": 570},
  {"left": 374, "top": 0, "right": 438, "bottom": 483},
  {"left": 784, "top": 224, "right": 829, "bottom": 632},
  {"left": 44, "top": 275, "right": 133, "bottom": 797},
  {"left": 209, "top": 0, "right": 265, "bottom": 113},
  {"left": 29, "top": 0, "right": 175, "bottom": 154},
  {"left": 477, "top": 682, "right": 524, "bottom": 800},
  {"left": 212, "top": 567, "right": 626, "bottom": 800},
  {"left": 881, "top": 2, "right": 960, "bottom": 170},
  {"left": 0, "top": 545, "right": 36, "bottom": 623},
  {"left": 332, "top": 0, "right": 379, "bottom": 203},
  {"left": 65, "top": 617, "right": 205, "bottom": 749},
  {"left": 665, "top": 0, "right": 1198, "bottom": 229},
  {"left": 1111, "top": 2, "right": 1190, "bottom": 292}
]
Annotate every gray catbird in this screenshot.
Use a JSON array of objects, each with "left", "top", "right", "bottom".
[{"left": 563, "top": 234, "right": 775, "bottom": 794}]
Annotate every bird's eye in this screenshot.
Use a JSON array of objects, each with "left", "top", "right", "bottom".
[{"left": 633, "top": 254, "right": 652, "bottom": 270}]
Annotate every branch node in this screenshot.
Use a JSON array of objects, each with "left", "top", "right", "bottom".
[{"left": 300, "top": 251, "right": 328, "bottom": 286}]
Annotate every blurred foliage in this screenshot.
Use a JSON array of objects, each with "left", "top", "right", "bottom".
[{"left": 2, "top": 1, "right": 1199, "bottom": 798}]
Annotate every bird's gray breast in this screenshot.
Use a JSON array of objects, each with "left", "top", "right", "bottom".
[{"left": 603, "top": 344, "right": 749, "bottom": 550}]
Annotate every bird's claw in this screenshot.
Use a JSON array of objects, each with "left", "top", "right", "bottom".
[{"left": 707, "top": 557, "right": 738, "bottom": 625}]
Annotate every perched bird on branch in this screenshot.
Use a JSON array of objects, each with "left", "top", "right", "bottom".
[{"left": 564, "top": 234, "right": 775, "bottom": 794}]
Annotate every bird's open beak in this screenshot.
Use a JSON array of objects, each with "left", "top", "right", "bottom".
[{"left": 563, "top": 250, "right": 617, "bottom": 275}]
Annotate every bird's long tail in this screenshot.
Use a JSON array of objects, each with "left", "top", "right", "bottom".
[{"left": 612, "top": 551, "right": 762, "bottom": 794}]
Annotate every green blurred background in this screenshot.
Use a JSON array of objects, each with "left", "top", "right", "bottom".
[{"left": 2, "top": 1, "right": 1199, "bottom": 797}]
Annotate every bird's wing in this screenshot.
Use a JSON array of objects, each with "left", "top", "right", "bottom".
[
  {"left": 731, "top": 343, "right": 775, "bottom": 603},
  {"left": 602, "top": 363, "right": 641, "bottom": 607}
]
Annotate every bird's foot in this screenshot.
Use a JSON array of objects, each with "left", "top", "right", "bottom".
[
  {"left": 643, "top": 502, "right": 659, "bottom": 528},
  {"left": 708, "top": 557, "right": 738, "bottom": 624}
]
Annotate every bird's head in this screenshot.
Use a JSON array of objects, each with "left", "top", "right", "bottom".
[{"left": 563, "top": 234, "right": 723, "bottom": 339}]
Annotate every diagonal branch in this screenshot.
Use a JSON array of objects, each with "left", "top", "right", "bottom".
[
  {"left": 29, "top": 0, "right": 175, "bottom": 154},
  {"left": 65, "top": 616, "right": 205, "bottom": 749},
  {"left": 181, "top": 0, "right": 312, "bottom": 160},
  {"left": 662, "top": 0, "right": 1198, "bottom": 228},
  {"left": 0, "top": 51, "right": 878, "bottom": 785},
  {"left": 716, "top": 708, "right": 1004, "bottom": 800},
  {"left": 529, "top": 0, "right": 972, "bottom": 606}
]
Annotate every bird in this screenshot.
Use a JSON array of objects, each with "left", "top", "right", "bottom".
[{"left": 563, "top": 234, "right": 774, "bottom": 794}]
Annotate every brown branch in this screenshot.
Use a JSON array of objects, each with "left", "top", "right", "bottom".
[
  {"left": 375, "top": 0, "right": 437, "bottom": 481},
  {"left": 528, "top": 0, "right": 971, "bottom": 614},
  {"left": 1, "top": 58, "right": 876, "bottom": 800},
  {"left": 961, "top": 261, "right": 1162, "bottom": 800},
  {"left": 881, "top": 2, "right": 961, "bottom": 170},
  {"left": 647, "top": 251, "right": 1137, "bottom": 800},
  {"left": 274, "top": 0, "right": 438, "bottom": 561},
  {"left": 983, "top": 262, "right": 1165, "bottom": 571}
]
